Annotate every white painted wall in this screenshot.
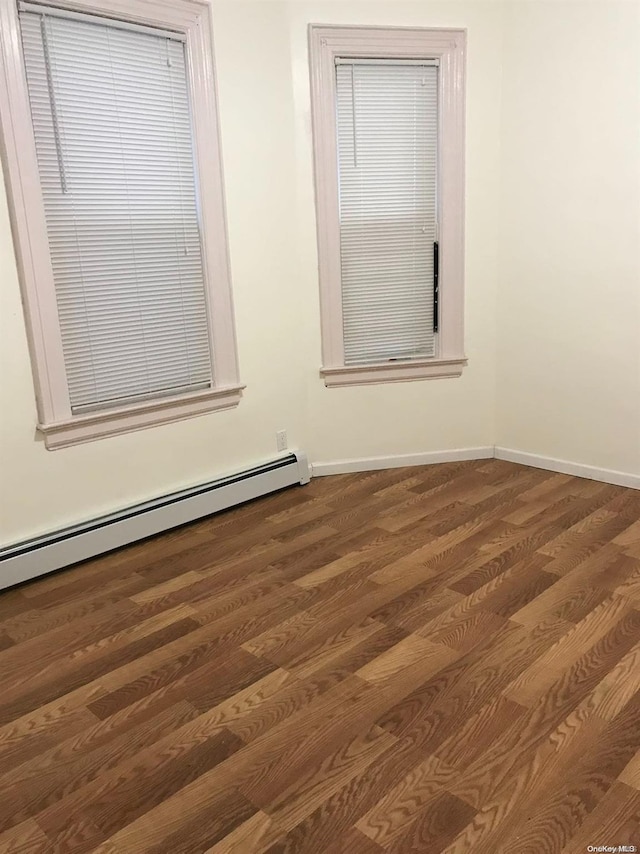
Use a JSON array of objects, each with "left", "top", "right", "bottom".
[
  {"left": 496, "top": 0, "right": 640, "bottom": 476},
  {"left": 0, "top": 0, "right": 637, "bottom": 547}
]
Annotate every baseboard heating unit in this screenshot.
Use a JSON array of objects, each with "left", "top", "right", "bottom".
[{"left": 0, "top": 451, "right": 311, "bottom": 591}]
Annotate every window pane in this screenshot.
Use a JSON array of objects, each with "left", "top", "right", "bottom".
[
  {"left": 20, "top": 11, "right": 213, "bottom": 411},
  {"left": 336, "top": 62, "right": 438, "bottom": 365}
]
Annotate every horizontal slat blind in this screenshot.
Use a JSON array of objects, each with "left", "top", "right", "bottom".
[
  {"left": 336, "top": 62, "right": 438, "bottom": 365},
  {"left": 19, "top": 11, "right": 212, "bottom": 412}
]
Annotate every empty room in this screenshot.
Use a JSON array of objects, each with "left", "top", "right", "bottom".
[{"left": 0, "top": 0, "right": 639, "bottom": 851}]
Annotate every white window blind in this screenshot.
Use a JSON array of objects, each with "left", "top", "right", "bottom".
[
  {"left": 19, "top": 9, "right": 213, "bottom": 413},
  {"left": 335, "top": 61, "right": 438, "bottom": 365}
]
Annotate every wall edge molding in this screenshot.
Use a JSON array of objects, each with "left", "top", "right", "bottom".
[
  {"left": 494, "top": 447, "right": 640, "bottom": 490},
  {"left": 309, "top": 446, "right": 494, "bottom": 476},
  {"left": 310, "top": 446, "right": 640, "bottom": 489}
]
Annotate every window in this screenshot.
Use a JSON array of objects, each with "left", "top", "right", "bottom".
[
  {"left": 309, "top": 26, "right": 466, "bottom": 386},
  {"left": 0, "top": 0, "right": 241, "bottom": 448}
]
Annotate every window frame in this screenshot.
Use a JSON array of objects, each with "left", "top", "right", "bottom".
[
  {"left": 0, "top": 0, "right": 242, "bottom": 449},
  {"left": 308, "top": 24, "right": 467, "bottom": 387}
]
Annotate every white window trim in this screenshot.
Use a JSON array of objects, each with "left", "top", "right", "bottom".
[
  {"left": 0, "top": 0, "right": 242, "bottom": 448},
  {"left": 308, "top": 24, "right": 467, "bottom": 387}
]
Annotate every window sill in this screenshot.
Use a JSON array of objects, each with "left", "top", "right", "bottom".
[
  {"left": 38, "top": 385, "right": 244, "bottom": 450},
  {"left": 320, "top": 358, "right": 467, "bottom": 387}
]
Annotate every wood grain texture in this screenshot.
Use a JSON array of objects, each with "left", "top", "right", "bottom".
[{"left": 0, "top": 460, "right": 639, "bottom": 853}]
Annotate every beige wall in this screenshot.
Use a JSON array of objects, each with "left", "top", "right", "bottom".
[
  {"left": 496, "top": 0, "right": 640, "bottom": 475},
  {"left": 0, "top": 0, "right": 311, "bottom": 545},
  {"left": 1, "top": 0, "right": 637, "bottom": 546},
  {"left": 290, "top": 1, "right": 502, "bottom": 464},
  {"left": 0, "top": 0, "right": 502, "bottom": 545}
]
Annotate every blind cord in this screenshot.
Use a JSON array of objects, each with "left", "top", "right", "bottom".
[
  {"left": 350, "top": 64, "right": 358, "bottom": 168},
  {"left": 40, "top": 14, "right": 67, "bottom": 193}
]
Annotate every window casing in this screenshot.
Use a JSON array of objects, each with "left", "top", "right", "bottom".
[
  {"left": 309, "top": 25, "right": 466, "bottom": 387},
  {"left": 0, "top": 0, "right": 241, "bottom": 448}
]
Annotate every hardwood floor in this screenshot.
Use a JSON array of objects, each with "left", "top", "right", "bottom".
[{"left": 0, "top": 459, "right": 639, "bottom": 853}]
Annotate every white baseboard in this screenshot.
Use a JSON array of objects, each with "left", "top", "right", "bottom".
[
  {"left": 310, "top": 447, "right": 494, "bottom": 477},
  {"left": 310, "top": 445, "right": 639, "bottom": 489},
  {"left": 494, "top": 447, "right": 640, "bottom": 490}
]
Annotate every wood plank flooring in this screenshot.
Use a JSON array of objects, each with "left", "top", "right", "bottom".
[{"left": 0, "top": 459, "right": 639, "bottom": 853}]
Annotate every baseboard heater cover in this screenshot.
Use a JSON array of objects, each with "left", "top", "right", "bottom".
[{"left": 0, "top": 451, "right": 310, "bottom": 591}]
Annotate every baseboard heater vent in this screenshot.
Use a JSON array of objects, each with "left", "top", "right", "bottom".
[{"left": 0, "top": 451, "right": 311, "bottom": 591}]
